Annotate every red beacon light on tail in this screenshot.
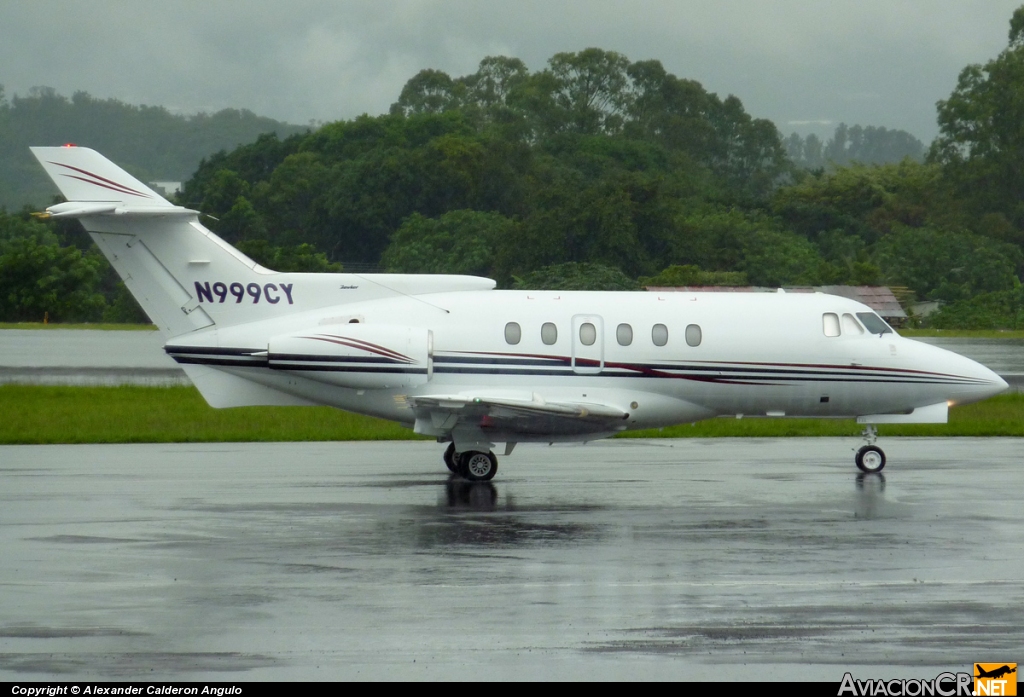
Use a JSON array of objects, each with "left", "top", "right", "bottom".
[{"left": 62, "top": 143, "right": 77, "bottom": 147}]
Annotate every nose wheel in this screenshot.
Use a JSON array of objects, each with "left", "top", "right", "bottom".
[
  {"left": 855, "top": 425, "right": 886, "bottom": 473},
  {"left": 855, "top": 445, "right": 886, "bottom": 473}
]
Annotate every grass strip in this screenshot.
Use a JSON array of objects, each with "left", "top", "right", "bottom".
[
  {"left": 899, "top": 329, "right": 1024, "bottom": 339},
  {"left": 0, "top": 322, "right": 157, "bottom": 331},
  {"left": 0, "top": 385, "right": 421, "bottom": 444},
  {"left": 1, "top": 385, "right": 1022, "bottom": 444}
]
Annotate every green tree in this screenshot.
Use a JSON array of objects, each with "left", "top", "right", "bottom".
[
  {"left": 234, "top": 240, "right": 342, "bottom": 273},
  {"left": 0, "top": 234, "right": 105, "bottom": 322},
  {"left": 512, "top": 262, "right": 640, "bottom": 291},
  {"left": 739, "top": 229, "right": 823, "bottom": 287},
  {"left": 875, "top": 225, "right": 1021, "bottom": 301},
  {"left": 930, "top": 5, "right": 1024, "bottom": 227},
  {"left": 390, "top": 69, "right": 464, "bottom": 117},
  {"left": 639, "top": 264, "right": 748, "bottom": 287},
  {"left": 544, "top": 48, "right": 632, "bottom": 135},
  {"left": 381, "top": 210, "right": 515, "bottom": 276},
  {"left": 461, "top": 56, "right": 530, "bottom": 122},
  {"left": 926, "top": 283, "right": 1024, "bottom": 329}
]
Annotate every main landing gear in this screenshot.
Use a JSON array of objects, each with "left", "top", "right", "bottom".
[
  {"left": 855, "top": 425, "right": 886, "bottom": 474},
  {"left": 443, "top": 443, "right": 499, "bottom": 482}
]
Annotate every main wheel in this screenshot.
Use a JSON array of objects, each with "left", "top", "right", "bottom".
[
  {"left": 443, "top": 443, "right": 457, "bottom": 473},
  {"left": 460, "top": 450, "right": 498, "bottom": 482},
  {"left": 855, "top": 445, "right": 886, "bottom": 473}
]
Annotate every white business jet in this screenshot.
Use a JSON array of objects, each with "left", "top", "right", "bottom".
[{"left": 32, "top": 146, "right": 1007, "bottom": 481}]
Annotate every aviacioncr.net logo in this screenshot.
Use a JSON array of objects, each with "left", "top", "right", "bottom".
[
  {"left": 838, "top": 672, "right": 973, "bottom": 696},
  {"left": 974, "top": 663, "right": 1017, "bottom": 696}
]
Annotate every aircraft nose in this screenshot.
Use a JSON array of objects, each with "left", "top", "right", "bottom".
[
  {"left": 955, "top": 354, "right": 1008, "bottom": 403},
  {"left": 910, "top": 339, "right": 1009, "bottom": 405},
  {"left": 988, "top": 372, "right": 1010, "bottom": 396}
]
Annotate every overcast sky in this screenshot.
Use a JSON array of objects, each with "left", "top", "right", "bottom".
[{"left": 2, "top": 1, "right": 1021, "bottom": 142}]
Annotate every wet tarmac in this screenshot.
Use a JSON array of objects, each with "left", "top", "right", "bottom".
[
  {"left": 1, "top": 439, "right": 1022, "bottom": 681},
  {"left": 915, "top": 336, "right": 1024, "bottom": 376},
  {"left": 0, "top": 330, "right": 187, "bottom": 386}
]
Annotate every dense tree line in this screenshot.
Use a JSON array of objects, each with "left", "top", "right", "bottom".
[
  {"left": 0, "top": 86, "right": 306, "bottom": 208},
  {"left": 7, "top": 6, "right": 1024, "bottom": 328},
  {"left": 784, "top": 123, "right": 925, "bottom": 170}
]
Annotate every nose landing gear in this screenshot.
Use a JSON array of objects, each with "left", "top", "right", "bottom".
[{"left": 855, "top": 425, "right": 886, "bottom": 473}]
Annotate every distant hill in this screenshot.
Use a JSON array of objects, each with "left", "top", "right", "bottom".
[{"left": 0, "top": 85, "right": 307, "bottom": 208}]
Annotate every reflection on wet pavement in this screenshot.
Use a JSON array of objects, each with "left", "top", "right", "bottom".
[{"left": 1, "top": 439, "right": 1022, "bottom": 680}]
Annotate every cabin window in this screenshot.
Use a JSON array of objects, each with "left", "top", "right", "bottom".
[
  {"left": 857, "top": 312, "right": 893, "bottom": 335},
  {"left": 685, "top": 324, "right": 702, "bottom": 347},
  {"left": 579, "top": 322, "right": 597, "bottom": 346},
  {"left": 541, "top": 322, "right": 558, "bottom": 345},
  {"left": 504, "top": 322, "right": 522, "bottom": 345},
  {"left": 652, "top": 323, "right": 669, "bottom": 346},
  {"left": 842, "top": 313, "right": 864, "bottom": 335},
  {"left": 616, "top": 323, "right": 633, "bottom": 346},
  {"left": 823, "top": 313, "right": 841, "bottom": 337}
]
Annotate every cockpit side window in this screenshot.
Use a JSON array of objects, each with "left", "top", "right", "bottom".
[
  {"left": 842, "top": 313, "right": 864, "bottom": 335},
  {"left": 822, "top": 313, "right": 841, "bottom": 337},
  {"left": 856, "top": 312, "right": 893, "bottom": 335}
]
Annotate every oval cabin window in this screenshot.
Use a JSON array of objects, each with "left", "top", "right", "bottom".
[
  {"left": 823, "top": 313, "right": 841, "bottom": 337},
  {"left": 579, "top": 322, "right": 597, "bottom": 346},
  {"left": 685, "top": 324, "right": 702, "bottom": 347},
  {"left": 652, "top": 324, "right": 668, "bottom": 347},
  {"left": 541, "top": 322, "right": 558, "bottom": 345},
  {"left": 616, "top": 323, "right": 633, "bottom": 346},
  {"left": 504, "top": 322, "right": 522, "bottom": 345}
]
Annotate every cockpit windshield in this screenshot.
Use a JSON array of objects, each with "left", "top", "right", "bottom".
[{"left": 856, "top": 312, "right": 893, "bottom": 335}]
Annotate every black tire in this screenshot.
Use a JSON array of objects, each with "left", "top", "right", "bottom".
[
  {"left": 461, "top": 450, "right": 498, "bottom": 482},
  {"left": 855, "top": 445, "right": 886, "bottom": 473},
  {"left": 443, "top": 443, "right": 457, "bottom": 472}
]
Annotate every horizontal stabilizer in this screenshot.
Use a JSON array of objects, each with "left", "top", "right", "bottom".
[
  {"left": 30, "top": 146, "right": 173, "bottom": 207},
  {"left": 37, "top": 201, "right": 198, "bottom": 219}
]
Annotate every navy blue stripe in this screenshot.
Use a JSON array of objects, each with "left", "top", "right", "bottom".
[
  {"left": 170, "top": 349, "right": 986, "bottom": 385},
  {"left": 270, "top": 364, "right": 427, "bottom": 375},
  {"left": 173, "top": 356, "right": 265, "bottom": 367},
  {"left": 436, "top": 350, "right": 978, "bottom": 382},
  {"left": 269, "top": 353, "right": 408, "bottom": 364},
  {"left": 434, "top": 355, "right": 569, "bottom": 367},
  {"left": 165, "top": 346, "right": 263, "bottom": 357},
  {"left": 434, "top": 363, "right": 982, "bottom": 384}
]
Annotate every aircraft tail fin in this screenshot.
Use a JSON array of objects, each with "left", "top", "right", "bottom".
[
  {"left": 31, "top": 145, "right": 279, "bottom": 337},
  {"left": 31, "top": 146, "right": 497, "bottom": 342}
]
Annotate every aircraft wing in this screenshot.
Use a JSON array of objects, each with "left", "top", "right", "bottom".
[{"left": 407, "top": 393, "right": 630, "bottom": 438}]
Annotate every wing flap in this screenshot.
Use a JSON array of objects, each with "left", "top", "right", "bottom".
[{"left": 409, "top": 393, "right": 629, "bottom": 438}]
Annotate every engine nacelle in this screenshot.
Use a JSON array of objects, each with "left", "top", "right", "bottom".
[{"left": 268, "top": 325, "right": 431, "bottom": 389}]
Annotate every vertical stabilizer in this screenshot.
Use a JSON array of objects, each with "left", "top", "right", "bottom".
[{"left": 31, "top": 146, "right": 498, "bottom": 340}]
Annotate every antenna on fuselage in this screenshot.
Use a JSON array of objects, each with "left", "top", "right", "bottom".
[{"left": 351, "top": 274, "right": 451, "bottom": 314}]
